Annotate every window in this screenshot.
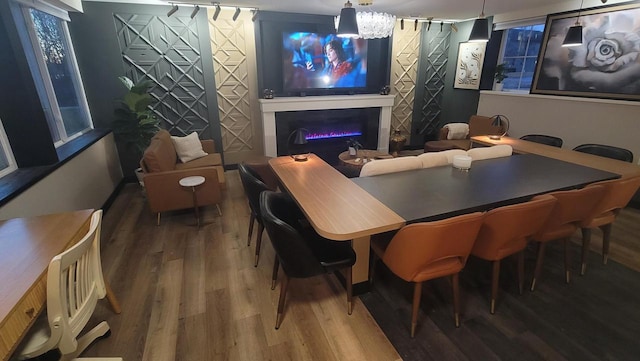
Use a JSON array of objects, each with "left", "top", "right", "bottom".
[
  {"left": 0, "top": 117, "right": 17, "bottom": 178},
  {"left": 11, "top": 2, "right": 93, "bottom": 146},
  {"left": 499, "top": 24, "right": 545, "bottom": 92}
]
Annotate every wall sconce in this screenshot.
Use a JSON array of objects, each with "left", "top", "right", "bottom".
[
  {"left": 469, "top": 0, "right": 489, "bottom": 42},
  {"left": 212, "top": 3, "right": 221, "bottom": 20},
  {"left": 288, "top": 128, "right": 309, "bottom": 161},
  {"left": 489, "top": 114, "right": 510, "bottom": 140},
  {"left": 167, "top": 4, "right": 178, "bottom": 17},
  {"left": 562, "top": 0, "right": 585, "bottom": 47},
  {"left": 337, "top": 1, "right": 359, "bottom": 38}
]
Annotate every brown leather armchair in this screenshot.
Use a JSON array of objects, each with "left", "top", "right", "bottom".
[
  {"left": 580, "top": 176, "right": 640, "bottom": 274},
  {"left": 370, "top": 212, "right": 485, "bottom": 336},
  {"left": 471, "top": 195, "right": 556, "bottom": 314},
  {"left": 530, "top": 186, "right": 606, "bottom": 291},
  {"left": 140, "top": 130, "right": 224, "bottom": 224}
]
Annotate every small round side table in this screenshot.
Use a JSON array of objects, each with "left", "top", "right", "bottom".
[
  {"left": 338, "top": 150, "right": 392, "bottom": 170},
  {"left": 179, "top": 176, "right": 205, "bottom": 227}
]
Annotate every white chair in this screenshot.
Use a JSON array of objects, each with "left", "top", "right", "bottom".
[
  {"left": 416, "top": 152, "right": 448, "bottom": 168},
  {"left": 467, "top": 145, "right": 513, "bottom": 161},
  {"left": 16, "top": 210, "right": 114, "bottom": 361},
  {"left": 359, "top": 156, "right": 422, "bottom": 177}
]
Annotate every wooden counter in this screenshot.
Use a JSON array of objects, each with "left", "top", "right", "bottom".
[
  {"left": 0, "top": 210, "right": 93, "bottom": 360},
  {"left": 471, "top": 136, "right": 640, "bottom": 178}
]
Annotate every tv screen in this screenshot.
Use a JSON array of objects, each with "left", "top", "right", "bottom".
[{"left": 282, "top": 32, "right": 367, "bottom": 91}]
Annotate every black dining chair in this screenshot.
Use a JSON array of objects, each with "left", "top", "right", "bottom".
[
  {"left": 238, "top": 163, "right": 270, "bottom": 266},
  {"left": 573, "top": 144, "right": 634, "bottom": 162},
  {"left": 520, "top": 134, "right": 563, "bottom": 148},
  {"left": 260, "top": 190, "right": 356, "bottom": 329}
]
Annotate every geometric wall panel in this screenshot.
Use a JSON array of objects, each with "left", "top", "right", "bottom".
[
  {"left": 208, "top": 9, "right": 261, "bottom": 165},
  {"left": 390, "top": 21, "right": 422, "bottom": 143},
  {"left": 113, "top": 13, "right": 212, "bottom": 137},
  {"left": 419, "top": 27, "right": 451, "bottom": 138}
]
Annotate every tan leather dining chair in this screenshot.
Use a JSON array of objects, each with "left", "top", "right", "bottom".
[
  {"left": 370, "top": 212, "right": 485, "bottom": 337},
  {"left": 471, "top": 195, "right": 556, "bottom": 314},
  {"left": 580, "top": 176, "right": 640, "bottom": 275},
  {"left": 530, "top": 185, "right": 606, "bottom": 291}
]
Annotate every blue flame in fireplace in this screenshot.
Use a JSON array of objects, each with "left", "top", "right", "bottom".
[{"left": 306, "top": 131, "right": 362, "bottom": 140}]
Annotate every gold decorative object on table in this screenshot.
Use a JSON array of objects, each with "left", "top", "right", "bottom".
[{"left": 389, "top": 129, "right": 407, "bottom": 157}]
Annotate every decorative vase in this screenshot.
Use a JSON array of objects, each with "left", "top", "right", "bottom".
[{"left": 389, "top": 129, "right": 407, "bottom": 157}]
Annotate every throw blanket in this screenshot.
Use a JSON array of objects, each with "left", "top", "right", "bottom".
[{"left": 444, "top": 123, "right": 469, "bottom": 140}]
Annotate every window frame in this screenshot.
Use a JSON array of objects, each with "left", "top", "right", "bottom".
[
  {"left": 0, "top": 117, "right": 18, "bottom": 178},
  {"left": 11, "top": 0, "right": 93, "bottom": 147},
  {"left": 496, "top": 22, "right": 546, "bottom": 93}
]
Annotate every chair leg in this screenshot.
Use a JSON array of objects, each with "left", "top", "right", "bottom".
[
  {"left": 517, "top": 251, "right": 524, "bottom": 295},
  {"left": 601, "top": 223, "right": 612, "bottom": 265},
  {"left": 490, "top": 260, "right": 500, "bottom": 314},
  {"left": 275, "top": 274, "right": 289, "bottom": 330},
  {"left": 60, "top": 321, "right": 110, "bottom": 361},
  {"left": 410, "top": 282, "right": 422, "bottom": 338},
  {"left": 271, "top": 257, "right": 280, "bottom": 290},
  {"left": 452, "top": 273, "right": 460, "bottom": 327},
  {"left": 347, "top": 267, "right": 353, "bottom": 315},
  {"left": 563, "top": 238, "right": 571, "bottom": 284},
  {"left": 369, "top": 251, "right": 378, "bottom": 286},
  {"left": 531, "top": 242, "right": 546, "bottom": 292},
  {"left": 581, "top": 227, "right": 592, "bottom": 275},
  {"left": 254, "top": 223, "right": 264, "bottom": 267},
  {"left": 156, "top": 212, "right": 161, "bottom": 226},
  {"left": 216, "top": 204, "right": 222, "bottom": 216},
  {"left": 247, "top": 212, "right": 256, "bottom": 246}
]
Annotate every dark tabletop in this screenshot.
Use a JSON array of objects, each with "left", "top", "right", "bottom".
[{"left": 351, "top": 153, "right": 619, "bottom": 223}]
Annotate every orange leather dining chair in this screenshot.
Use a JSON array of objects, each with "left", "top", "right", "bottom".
[
  {"left": 530, "top": 185, "right": 606, "bottom": 291},
  {"left": 579, "top": 176, "right": 640, "bottom": 275},
  {"left": 471, "top": 195, "right": 556, "bottom": 314},
  {"left": 370, "top": 212, "right": 485, "bottom": 337}
]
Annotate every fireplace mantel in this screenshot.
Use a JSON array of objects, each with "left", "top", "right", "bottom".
[{"left": 258, "top": 94, "right": 395, "bottom": 157}]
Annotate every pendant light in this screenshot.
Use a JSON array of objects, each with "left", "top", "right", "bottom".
[
  {"left": 562, "top": 0, "right": 584, "bottom": 47},
  {"left": 337, "top": 1, "right": 359, "bottom": 38},
  {"left": 469, "top": 0, "right": 489, "bottom": 42}
]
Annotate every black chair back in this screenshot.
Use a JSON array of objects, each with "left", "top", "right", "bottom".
[
  {"left": 238, "top": 163, "right": 269, "bottom": 220},
  {"left": 573, "top": 144, "right": 633, "bottom": 163},
  {"left": 260, "top": 191, "right": 326, "bottom": 278},
  {"left": 520, "top": 134, "right": 563, "bottom": 148}
]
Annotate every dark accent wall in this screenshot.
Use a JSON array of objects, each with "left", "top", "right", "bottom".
[
  {"left": 69, "top": 2, "right": 222, "bottom": 178},
  {"left": 479, "top": 30, "right": 504, "bottom": 90},
  {"left": 439, "top": 18, "right": 493, "bottom": 126},
  {"left": 0, "top": 1, "right": 58, "bottom": 167},
  {"left": 254, "top": 11, "right": 391, "bottom": 97}
]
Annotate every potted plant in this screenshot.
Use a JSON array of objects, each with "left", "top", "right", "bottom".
[
  {"left": 494, "top": 63, "right": 509, "bottom": 91},
  {"left": 346, "top": 138, "right": 362, "bottom": 157},
  {"left": 113, "top": 76, "right": 160, "bottom": 185}
]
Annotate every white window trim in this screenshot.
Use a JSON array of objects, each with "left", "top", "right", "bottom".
[
  {"left": 497, "top": 24, "right": 545, "bottom": 93},
  {"left": 0, "top": 117, "right": 18, "bottom": 178}
]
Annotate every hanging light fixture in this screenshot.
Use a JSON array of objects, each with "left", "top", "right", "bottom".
[
  {"left": 563, "top": 0, "right": 585, "bottom": 47},
  {"left": 167, "top": 4, "right": 178, "bottom": 17},
  {"left": 335, "top": 11, "right": 395, "bottom": 39},
  {"left": 337, "top": 1, "right": 359, "bottom": 38},
  {"left": 469, "top": 0, "right": 489, "bottom": 42}
]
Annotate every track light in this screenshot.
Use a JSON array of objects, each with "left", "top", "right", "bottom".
[
  {"left": 251, "top": 9, "right": 258, "bottom": 22},
  {"left": 190, "top": 5, "right": 200, "bottom": 19},
  {"left": 232, "top": 7, "right": 241, "bottom": 21},
  {"left": 212, "top": 3, "right": 221, "bottom": 20},
  {"left": 440, "top": 21, "right": 443, "bottom": 32},
  {"left": 414, "top": 19, "right": 418, "bottom": 31},
  {"left": 427, "top": 20, "right": 431, "bottom": 31},
  {"left": 400, "top": 18, "right": 404, "bottom": 30},
  {"left": 167, "top": 4, "right": 178, "bottom": 17}
]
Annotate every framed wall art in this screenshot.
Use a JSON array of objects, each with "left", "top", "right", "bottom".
[
  {"left": 454, "top": 42, "right": 486, "bottom": 90},
  {"left": 531, "top": 2, "right": 640, "bottom": 101}
]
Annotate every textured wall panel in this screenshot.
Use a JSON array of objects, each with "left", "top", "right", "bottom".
[
  {"left": 390, "top": 21, "right": 421, "bottom": 143},
  {"left": 419, "top": 27, "right": 451, "bottom": 138},
  {"left": 114, "top": 12, "right": 212, "bottom": 136},
  {"left": 208, "top": 9, "right": 261, "bottom": 164}
]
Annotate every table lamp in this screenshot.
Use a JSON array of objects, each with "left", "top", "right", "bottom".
[
  {"left": 489, "top": 114, "right": 510, "bottom": 140},
  {"left": 288, "top": 128, "right": 309, "bottom": 161}
]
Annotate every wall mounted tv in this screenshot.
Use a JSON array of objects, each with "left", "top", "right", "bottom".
[{"left": 282, "top": 32, "right": 367, "bottom": 92}]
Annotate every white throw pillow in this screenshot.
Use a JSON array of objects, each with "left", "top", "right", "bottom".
[{"left": 171, "top": 132, "right": 208, "bottom": 163}]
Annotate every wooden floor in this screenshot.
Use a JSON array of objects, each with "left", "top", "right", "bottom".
[
  {"left": 81, "top": 170, "right": 640, "bottom": 361},
  {"left": 82, "top": 170, "right": 401, "bottom": 361}
]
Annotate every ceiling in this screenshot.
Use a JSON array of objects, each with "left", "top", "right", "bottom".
[{"left": 96, "top": 0, "right": 583, "bottom": 22}]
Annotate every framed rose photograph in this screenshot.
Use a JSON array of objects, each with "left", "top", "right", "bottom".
[
  {"left": 454, "top": 42, "right": 486, "bottom": 90},
  {"left": 531, "top": 2, "right": 640, "bottom": 101}
]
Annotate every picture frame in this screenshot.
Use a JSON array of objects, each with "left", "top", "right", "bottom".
[
  {"left": 454, "top": 42, "right": 486, "bottom": 90},
  {"left": 531, "top": 2, "right": 640, "bottom": 101}
]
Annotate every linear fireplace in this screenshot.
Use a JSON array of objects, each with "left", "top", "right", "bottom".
[{"left": 258, "top": 94, "right": 395, "bottom": 161}]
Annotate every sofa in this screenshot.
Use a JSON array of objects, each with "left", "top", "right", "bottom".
[
  {"left": 139, "top": 129, "right": 225, "bottom": 222},
  {"left": 424, "top": 115, "right": 503, "bottom": 152}
]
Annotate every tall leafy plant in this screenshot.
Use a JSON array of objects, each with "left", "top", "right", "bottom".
[{"left": 113, "top": 76, "right": 160, "bottom": 158}]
